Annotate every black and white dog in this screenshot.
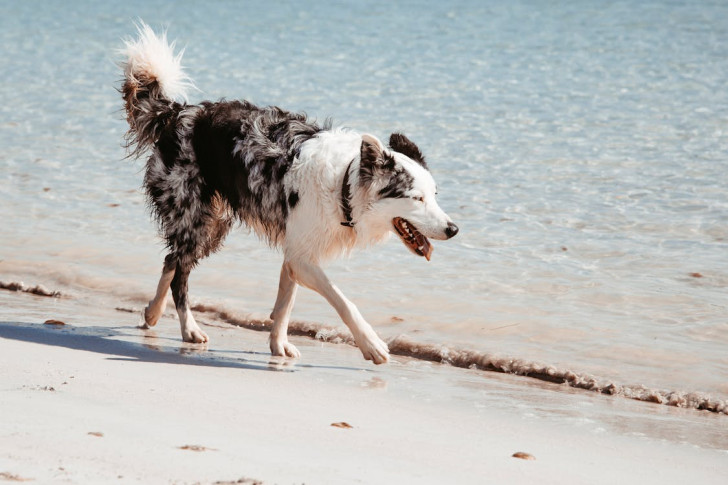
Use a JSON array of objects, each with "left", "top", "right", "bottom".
[{"left": 120, "top": 23, "right": 458, "bottom": 364}]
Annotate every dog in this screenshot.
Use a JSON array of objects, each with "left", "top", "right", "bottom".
[{"left": 119, "top": 23, "right": 458, "bottom": 364}]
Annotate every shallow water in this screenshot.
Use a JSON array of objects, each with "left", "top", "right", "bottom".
[{"left": 1, "top": 0, "right": 727, "bottom": 404}]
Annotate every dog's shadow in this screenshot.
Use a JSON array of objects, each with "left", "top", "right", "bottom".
[{"left": 0, "top": 321, "right": 363, "bottom": 373}]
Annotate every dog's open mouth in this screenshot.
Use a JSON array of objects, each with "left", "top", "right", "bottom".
[{"left": 392, "top": 217, "right": 433, "bottom": 261}]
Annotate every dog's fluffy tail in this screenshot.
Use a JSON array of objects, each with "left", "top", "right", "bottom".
[{"left": 119, "top": 21, "right": 193, "bottom": 156}]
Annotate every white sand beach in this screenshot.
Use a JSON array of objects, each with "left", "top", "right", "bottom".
[{"left": 1, "top": 289, "right": 727, "bottom": 484}]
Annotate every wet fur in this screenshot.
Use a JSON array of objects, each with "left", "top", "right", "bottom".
[{"left": 120, "top": 23, "right": 456, "bottom": 363}]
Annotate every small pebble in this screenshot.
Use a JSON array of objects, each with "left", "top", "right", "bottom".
[
  {"left": 179, "top": 445, "right": 215, "bottom": 452},
  {"left": 512, "top": 452, "right": 535, "bottom": 460}
]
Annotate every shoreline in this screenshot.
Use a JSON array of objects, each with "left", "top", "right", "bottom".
[
  {"left": 191, "top": 299, "right": 728, "bottom": 415},
  {"left": 5, "top": 276, "right": 726, "bottom": 417},
  {"left": 1, "top": 289, "right": 728, "bottom": 484}
]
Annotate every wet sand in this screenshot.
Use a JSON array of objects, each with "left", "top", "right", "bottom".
[{"left": 1, "top": 290, "right": 727, "bottom": 484}]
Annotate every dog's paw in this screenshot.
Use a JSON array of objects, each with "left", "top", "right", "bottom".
[
  {"left": 141, "top": 304, "right": 161, "bottom": 328},
  {"left": 270, "top": 339, "right": 301, "bottom": 358},
  {"left": 182, "top": 328, "right": 209, "bottom": 343},
  {"left": 139, "top": 309, "right": 152, "bottom": 329},
  {"left": 356, "top": 333, "right": 390, "bottom": 365}
]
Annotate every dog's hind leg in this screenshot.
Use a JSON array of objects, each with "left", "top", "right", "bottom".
[
  {"left": 169, "top": 254, "right": 209, "bottom": 344},
  {"left": 163, "top": 203, "right": 230, "bottom": 344},
  {"left": 155, "top": 188, "right": 233, "bottom": 344},
  {"left": 141, "top": 253, "right": 176, "bottom": 328},
  {"left": 288, "top": 261, "right": 389, "bottom": 364},
  {"left": 269, "top": 262, "right": 300, "bottom": 358},
  {"left": 165, "top": 200, "right": 233, "bottom": 344}
]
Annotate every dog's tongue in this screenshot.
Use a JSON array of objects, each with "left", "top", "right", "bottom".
[
  {"left": 392, "top": 217, "right": 433, "bottom": 261},
  {"left": 415, "top": 233, "right": 433, "bottom": 261}
]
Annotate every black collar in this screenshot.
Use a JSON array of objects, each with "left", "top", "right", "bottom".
[{"left": 340, "top": 159, "right": 355, "bottom": 227}]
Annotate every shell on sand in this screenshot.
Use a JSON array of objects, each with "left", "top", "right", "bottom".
[
  {"left": 512, "top": 452, "right": 535, "bottom": 460},
  {"left": 179, "top": 445, "right": 216, "bottom": 452},
  {"left": 44, "top": 319, "right": 66, "bottom": 325}
]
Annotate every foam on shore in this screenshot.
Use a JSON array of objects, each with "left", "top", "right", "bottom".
[
  {"left": 0, "top": 280, "right": 63, "bottom": 298},
  {"left": 190, "top": 301, "right": 728, "bottom": 415},
  {"left": 2, "top": 281, "right": 726, "bottom": 415}
]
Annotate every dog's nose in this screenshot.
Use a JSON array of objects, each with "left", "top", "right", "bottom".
[{"left": 445, "top": 222, "right": 459, "bottom": 239}]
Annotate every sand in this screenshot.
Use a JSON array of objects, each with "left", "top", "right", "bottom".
[{"left": 1, "top": 289, "right": 727, "bottom": 484}]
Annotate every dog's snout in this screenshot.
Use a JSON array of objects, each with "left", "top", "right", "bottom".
[{"left": 445, "top": 222, "right": 459, "bottom": 239}]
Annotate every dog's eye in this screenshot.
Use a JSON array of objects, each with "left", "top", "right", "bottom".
[{"left": 412, "top": 196, "right": 424, "bottom": 203}]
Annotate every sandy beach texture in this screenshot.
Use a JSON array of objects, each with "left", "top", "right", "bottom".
[{"left": 1, "top": 289, "right": 727, "bottom": 484}]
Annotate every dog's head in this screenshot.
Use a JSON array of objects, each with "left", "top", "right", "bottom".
[{"left": 357, "top": 133, "right": 458, "bottom": 260}]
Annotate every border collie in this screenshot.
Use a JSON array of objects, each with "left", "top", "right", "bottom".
[{"left": 119, "top": 23, "right": 458, "bottom": 364}]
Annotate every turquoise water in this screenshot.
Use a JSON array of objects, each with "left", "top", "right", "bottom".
[{"left": 1, "top": 1, "right": 727, "bottom": 401}]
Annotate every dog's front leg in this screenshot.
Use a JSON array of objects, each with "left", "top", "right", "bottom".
[
  {"left": 269, "top": 262, "right": 300, "bottom": 358},
  {"left": 289, "top": 261, "right": 389, "bottom": 364}
]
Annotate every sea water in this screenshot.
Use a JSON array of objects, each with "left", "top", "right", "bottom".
[{"left": 1, "top": 0, "right": 727, "bottom": 405}]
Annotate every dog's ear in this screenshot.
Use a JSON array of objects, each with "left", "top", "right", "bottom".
[
  {"left": 389, "top": 132, "right": 427, "bottom": 169},
  {"left": 360, "top": 134, "right": 395, "bottom": 183},
  {"left": 361, "top": 134, "right": 383, "bottom": 164}
]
